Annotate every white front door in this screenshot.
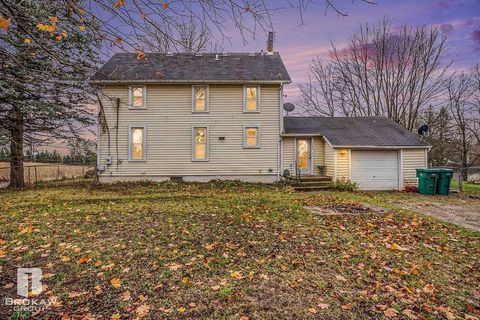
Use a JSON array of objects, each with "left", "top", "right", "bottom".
[
  {"left": 351, "top": 150, "right": 399, "bottom": 190},
  {"left": 296, "top": 138, "right": 312, "bottom": 175}
]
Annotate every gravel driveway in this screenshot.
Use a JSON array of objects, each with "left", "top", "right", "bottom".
[{"left": 393, "top": 196, "right": 480, "bottom": 231}]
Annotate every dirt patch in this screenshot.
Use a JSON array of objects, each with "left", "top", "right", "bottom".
[
  {"left": 305, "top": 203, "right": 390, "bottom": 216},
  {"left": 395, "top": 198, "right": 480, "bottom": 231}
]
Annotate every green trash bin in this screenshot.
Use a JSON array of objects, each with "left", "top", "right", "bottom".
[
  {"left": 416, "top": 169, "right": 439, "bottom": 195},
  {"left": 435, "top": 168, "right": 453, "bottom": 195}
]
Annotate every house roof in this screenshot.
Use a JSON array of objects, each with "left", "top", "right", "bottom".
[
  {"left": 283, "top": 116, "right": 430, "bottom": 148},
  {"left": 90, "top": 52, "right": 291, "bottom": 84}
]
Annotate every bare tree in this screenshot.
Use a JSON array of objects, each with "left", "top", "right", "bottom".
[
  {"left": 301, "top": 19, "right": 451, "bottom": 131},
  {"left": 299, "top": 60, "right": 338, "bottom": 116},
  {"left": 140, "top": 18, "right": 220, "bottom": 53},
  {"left": 470, "top": 64, "right": 480, "bottom": 146},
  {"left": 446, "top": 73, "right": 476, "bottom": 180}
]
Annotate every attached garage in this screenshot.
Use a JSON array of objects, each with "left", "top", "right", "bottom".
[
  {"left": 350, "top": 150, "right": 399, "bottom": 190},
  {"left": 283, "top": 116, "right": 431, "bottom": 190}
]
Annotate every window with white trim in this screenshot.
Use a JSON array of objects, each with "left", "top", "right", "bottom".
[
  {"left": 192, "top": 86, "right": 208, "bottom": 112},
  {"left": 192, "top": 126, "right": 209, "bottom": 161},
  {"left": 129, "top": 126, "right": 146, "bottom": 161},
  {"left": 243, "top": 126, "right": 261, "bottom": 148},
  {"left": 129, "top": 86, "right": 146, "bottom": 109},
  {"left": 244, "top": 86, "right": 259, "bottom": 112}
]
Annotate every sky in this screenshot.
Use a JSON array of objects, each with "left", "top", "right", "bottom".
[{"left": 218, "top": 0, "right": 480, "bottom": 102}]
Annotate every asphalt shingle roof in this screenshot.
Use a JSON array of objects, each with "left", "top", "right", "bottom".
[
  {"left": 91, "top": 52, "right": 291, "bottom": 83},
  {"left": 284, "top": 116, "right": 429, "bottom": 147}
]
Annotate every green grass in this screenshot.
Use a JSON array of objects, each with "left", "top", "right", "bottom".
[
  {"left": 0, "top": 181, "right": 479, "bottom": 319},
  {"left": 450, "top": 179, "right": 480, "bottom": 194}
]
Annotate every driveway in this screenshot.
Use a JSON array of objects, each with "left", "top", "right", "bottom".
[{"left": 390, "top": 195, "right": 480, "bottom": 231}]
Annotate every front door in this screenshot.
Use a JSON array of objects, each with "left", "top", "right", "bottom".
[{"left": 296, "top": 138, "right": 312, "bottom": 175}]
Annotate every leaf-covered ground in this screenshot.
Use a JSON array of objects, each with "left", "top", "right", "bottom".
[{"left": 0, "top": 181, "right": 479, "bottom": 319}]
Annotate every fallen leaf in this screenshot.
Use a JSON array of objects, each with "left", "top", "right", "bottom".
[
  {"left": 24, "top": 38, "right": 31, "bottom": 44},
  {"left": 342, "top": 303, "right": 353, "bottom": 311},
  {"left": 423, "top": 284, "right": 435, "bottom": 294},
  {"left": 203, "top": 242, "right": 217, "bottom": 251},
  {"left": 386, "top": 243, "right": 409, "bottom": 251},
  {"left": 120, "top": 290, "right": 131, "bottom": 301},
  {"left": 110, "top": 278, "right": 122, "bottom": 288},
  {"left": 79, "top": 255, "right": 90, "bottom": 264},
  {"left": 230, "top": 271, "right": 243, "bottom": 280},
  {"left": 178, "top": 307, "right": 186, "bottom": 313},
  {"left": 384, "top": 308, "right": 398, "bottom": 317},
  {"left": 402, "top": 309, "right": 418, "bottom": 319},
  {"left": 168, "top": 263, "right": 183, "bottom": 271},
  {"left": 4, "top": 283, "right": 14, "bottom": 289},
  {"left": 136, "top": 304, "right": 150, "bottom": 317},
  {"left": 308, "top": 307, "right": 317, "bottom": 314},
  {"left": 60, "top": 256, "right": 71, "bottom": 262},
  {"left": 68, "top": 291, "right": 81, "bottom": 298},
  {"left": 335, "top": 275, "right": 347, "bottom": 282},
  {"left": 0, "top": 16, "right": 12, "bottom": 32},
  {"left": 111, "top": 313, "right": 121, "bottom": 320},
  {"left": 318, "top": 303, "right": 330, "bottom": 310},
  {"left": 95, "top": 260, "right": 103, "bottom": 267},
  {"left": 114, "top": 0, "right": 125, "bottom": 8}
]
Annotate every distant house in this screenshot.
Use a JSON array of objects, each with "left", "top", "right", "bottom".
[{"left": 91, "top": 44, "right": 429, "bottom": 190}]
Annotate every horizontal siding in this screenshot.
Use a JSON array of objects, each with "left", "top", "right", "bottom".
[
  {"left": 312, "top": 137, "right": 325, "bottom": 175},
  {"left": 98, "top": 84, "right": 280, "bottom": 176},
  {"left": 282, "top": 137, "right": 295, "bottom": 174},
  {"left": 336, "top": 149, "right": 349, "bottom": 180},
  {"left": 403, "top": 149, "right": 427, "bottom": 185},
  {"left": 324, "top": 142, "right": 335, "bottom": 178}
]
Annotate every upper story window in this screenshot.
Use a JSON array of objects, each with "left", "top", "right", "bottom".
[
  {"left": 243, "top": 86, "right": 260, "bottom": 112},
  {"left": 192, "top": 86, "right": 209, "bottom": 112},
  {"left": 129, "top": 86, "right": 146, "bottom": 109},
  {"left": 129, "top": 125, "right": 146, "bottom": 161},
  {"left": 243, "top": 125, "right": 261, "bottom": 148},
  {"left": 192, "top": 126, "right": 209, "bottom": 161}
]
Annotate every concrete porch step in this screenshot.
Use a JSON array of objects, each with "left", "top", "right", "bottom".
[{"left": 293, "top": 185, "right": 330, "bottom": 191}]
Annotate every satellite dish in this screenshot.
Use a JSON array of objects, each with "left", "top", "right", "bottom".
[
  {"left": 283, "top": 102, "right": 295, "bottom": 113},
  {"left": 417, "top": 124, "right": 429, "bottom": 136}
]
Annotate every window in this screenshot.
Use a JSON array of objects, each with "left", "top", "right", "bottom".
[
  {"left": 129, "top": 86, "right": 146, "bottom": 109},
  {"left": 243, "top": 126, "right": 261, "bottom": 148},
  {"left": 243, "top": 86, "right": 260, "bottom": 112},
  {"left": 192, "top": 126, "right": 209, "bottom": 161},
  {"left": 192, "top": 86, "right": 209, "bottom": 112},
  {"left": 129, "top": 126, "right": 146, "bottom": 161}
]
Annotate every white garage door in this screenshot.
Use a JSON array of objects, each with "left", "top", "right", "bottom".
[{"left": 351, "top": 150, "right": 399, "bottom": 190}]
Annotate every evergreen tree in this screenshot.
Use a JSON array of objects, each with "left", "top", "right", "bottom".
[{"left": 0, "top": 0, "right": 100, "bottom": 187}]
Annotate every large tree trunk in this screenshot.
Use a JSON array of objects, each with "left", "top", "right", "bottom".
[{"left": 10, "top": 106, "right": 24, "bottom": 189}]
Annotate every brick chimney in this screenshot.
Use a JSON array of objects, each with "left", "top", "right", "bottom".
[{"left": 266, "top": 31, "right": 274, "bottom": 54}]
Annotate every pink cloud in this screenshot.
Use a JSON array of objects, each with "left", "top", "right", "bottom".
[
  {"left": 440, "top": 23, "right": 454, "bottom": 35},
  {"left": 472, "top": 29, "right": 480, "bottom": 49}
]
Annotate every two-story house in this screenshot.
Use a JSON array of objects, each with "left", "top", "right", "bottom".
[
  {"left": 91, "top": 47, "right": 430, "bottom": 190},
  {"left": 91, "top": 50, "right": 290, "bottom": 184}
]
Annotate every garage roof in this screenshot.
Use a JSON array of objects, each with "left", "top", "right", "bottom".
[{"left": 283, "top": 116, "right": 430, "bottom": 147}]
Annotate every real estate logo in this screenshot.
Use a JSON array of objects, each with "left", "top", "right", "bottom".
[
  {"left": 17, "top": 268, "right": 43, "bottom": 297},
  {"left": 3, "top": 268, "right": 56, "bottom": 313}
]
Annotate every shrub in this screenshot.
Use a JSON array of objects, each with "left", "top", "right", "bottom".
[
  {"left": 404, "top": 185, "right": 418, "bottom": 193},
  {"left": 328, "top": 178, "right": 358, "bottom": 191}
]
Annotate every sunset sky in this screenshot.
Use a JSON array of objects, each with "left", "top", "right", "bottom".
[{"left": 221, "top": 0, "right": 480, "bottom": 102}]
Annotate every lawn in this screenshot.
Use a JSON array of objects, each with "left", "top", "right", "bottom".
[
  {"left": 450, "top": 180, "right": 480, "bottom": 194},
  {"left": 0, "top": 181, "right": 479, "bottom": 319}
]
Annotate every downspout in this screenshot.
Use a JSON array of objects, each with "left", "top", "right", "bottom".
[{"left": 278, "top": 84, "right": 284, "bottom": 181}]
